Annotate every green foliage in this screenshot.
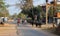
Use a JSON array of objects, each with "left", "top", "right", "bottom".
[
  {"left": 20, "top": 5, "right": 43, "bottom": 20},
  {"left": 5, "top": 11, "right": 10, "bottom": 17},
  {"left": 12, "top": 13, "right": 17, "bottom": 18},
  {"left": 21, "top": 5, "right": 42, "bottom": 15},
  {"left": 48, "top": 6, "right": 53, "bottom": 17},
  {"left": 21, "top": 9, "right": 29, "bottom": 14},
  {"left": 0, "top": 0, "right": 9, "bottom": 17},
  {"left": 20, "top": 0, "right": 33, "bottom": 9},
  {"left": 0, "top": 11, "right": 9, "bottom": 17},
  {"left": 0, "top": 0, "right": 6, "bottom": 10},
  {"left": 0, "top": 12, "right": 3, "bottom": 17},
  {"left": 18, "top": 13, "right": 26, "bottom": 19},
  {"left": 18, "top": 13, "right": 21, "bottom": 18}
]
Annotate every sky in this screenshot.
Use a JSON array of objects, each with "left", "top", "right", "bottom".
[{"left": 4, "top": 0, "right": 53, "bottom": 15}]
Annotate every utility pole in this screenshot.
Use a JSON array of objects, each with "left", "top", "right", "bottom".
[
  {"left": 46, "top": 0, "right": 56, "bottom": 25},
  {"left": 46, "top": 0, "right": 48, "bottom": 25},
  {"left": 53, "top": 0, "right": 57, "bottom": 27}
]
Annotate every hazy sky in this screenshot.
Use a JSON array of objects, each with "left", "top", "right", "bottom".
[{"left": 4, "top": 0, "right": 53, "bottom": 15}]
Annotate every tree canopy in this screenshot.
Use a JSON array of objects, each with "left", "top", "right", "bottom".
[
  {"left": 18, "top": 5, "right": 43, "bottom": 21},
  {"left": 0, "top": 0, "right": 9, "bottom": 17}
]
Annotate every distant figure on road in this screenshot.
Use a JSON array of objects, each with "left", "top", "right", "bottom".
[
  {"left": 17, "top": 18, "right": 20, "bottom": 26},
  {"left": 3, "top": 18, "right": 5, "bottom": 22},
  {"left": 22, "top": 20, "right": 24, "bottom": 24},
  {"left": 24, "top": 20, "right": 27, "bottom": 24}
]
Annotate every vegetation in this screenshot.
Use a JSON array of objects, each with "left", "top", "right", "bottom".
[
  {"left": 0, "top": 0, "right": 9, "bottom": 17},
  {"left": 17, "top": 5, "right": 44, "bottom": 21},
  {"left": 48, "top": 6, "right": 53, "bottom": 17},
  {"left": 18, "top": 13, "right": 26, "bottom": 19}
]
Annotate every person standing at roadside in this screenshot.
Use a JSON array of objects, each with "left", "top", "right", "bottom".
[{"left": 3, "top": 18, "right": 5, "bottom": 22}]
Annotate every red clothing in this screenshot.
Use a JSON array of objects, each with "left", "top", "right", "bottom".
[{"left": 17, "top": 18, "right": 20, "bottom": 23}]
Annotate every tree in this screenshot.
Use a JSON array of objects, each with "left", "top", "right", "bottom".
[
  {"left": 48, "top": 6, "right": 53, "bottom": 17},
  {"left": 0, "top": 0, "right": 9, "bottom": 17},
  {"left": 18, "top": 13, "right": 26, "bottom": 19},
  {"left": 15, "top": 0, "right": 33, "bottom": 13},
  {"left": 12, "top": 13, "right": 17, "bottom": 18},
  {"left": 0, "top": 0, "right": 6, "bottom": 11},
  {"left": 5, "top": 10, "right": 10, "bottom": 17},
  {"left": 0, "top": 12, "right": 3, "bottom": 17},
  {"left": 21, "top": 5, "right": 43, "bottom": 21}
]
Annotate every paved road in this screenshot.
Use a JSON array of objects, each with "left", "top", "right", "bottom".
[
  {"left": 0, "top": 20, "right": 57, "bottom": 36},
  {"left": 17, "top": 24, "right": 58, "bottom": 36}
]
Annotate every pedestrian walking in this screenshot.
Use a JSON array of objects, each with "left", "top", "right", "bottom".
[
  {"left": 17, "top": 18, "right": 20, "bottom": 26},
  {"left": 22, "top": 20, "right": 24, "bottom": 24}
]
